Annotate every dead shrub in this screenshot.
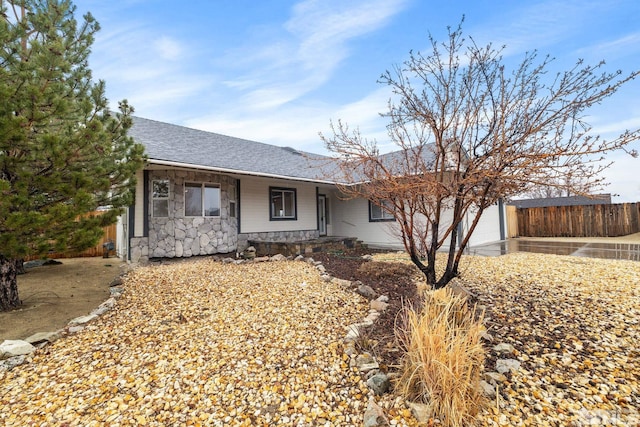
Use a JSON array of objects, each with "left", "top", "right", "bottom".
[{"left": 395, "top": 288, "right": 486, "bottom": 427}]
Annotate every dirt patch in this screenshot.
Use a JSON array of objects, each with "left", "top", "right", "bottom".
[
  {"left": 0, "top": 257, "right": 124, "bottom": 341},
  {"left": 313, "top": 250, "right": 420, "bottom": 370}
]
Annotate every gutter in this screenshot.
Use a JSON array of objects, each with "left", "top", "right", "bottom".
[{"left": 147, "top": 159, "right": 339, "bottom": 185}]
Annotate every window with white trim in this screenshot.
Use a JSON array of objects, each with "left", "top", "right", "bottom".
[
  {"left": 270, "top": 187, "right": 297, "bottom": 220},
  {"left": 369, "top": 199, "right": 395, "bottom": 222},
  {"left": 152, "top": 180, "right": 169, "bottom": 217},
  {"left": 185, "top": 183, "right": 220, "bottom": 217}
]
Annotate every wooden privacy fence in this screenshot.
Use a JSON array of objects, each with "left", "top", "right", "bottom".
[
  {"left": 25, "top": 211, "right": 118, "bottom": 260},
  {"left": 516, "top": 202, "right": 640, "bottom": 237},
  {"left": 505, "top": 205, "right": 519, "bottom": 238}
]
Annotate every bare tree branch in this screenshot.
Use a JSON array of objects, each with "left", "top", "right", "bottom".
[{"left": 320, "top": 20, "right": 640, "bottom": 288}]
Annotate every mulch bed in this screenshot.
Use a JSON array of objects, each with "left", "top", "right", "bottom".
[{"left": 313, "top": 249, "right": 421, "bottom": 370}]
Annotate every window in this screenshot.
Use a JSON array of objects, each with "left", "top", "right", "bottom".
[
  {"left": 185, "top": 183, "right": 220, "bottom": 217},
  {"left": 152, "top": 180, "right": 169, "bottom": 217},
  {"left": 229, "top": 184, "right": 237, "bottom": 218},
  {"left": 270, "top": 187, "right": 297, "bottom": 220},
  {"left": 369, "top": 199, "right": 395, "bottom": 222}
]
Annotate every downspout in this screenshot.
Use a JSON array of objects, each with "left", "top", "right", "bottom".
[
  {"left": 143, "top": 170, "right": 149, "bottom": 237},
  {"left": 316, "top": 187, "right": 320, "bottom": 232},
  {"left": 498, "top": 198, "right": 506, "bottom": 240},
  {"left": 236, "top": 179, "right": 241, "bottom": 234},
  {"left": 127, "top": 205, "right": 135, "bottom": 261}
]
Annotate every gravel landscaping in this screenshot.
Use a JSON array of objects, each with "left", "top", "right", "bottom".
[
  {"left": 458, "top": 253, "right": 640, "bottom": 426},
  {"left": 0, "top": 258, "right": 419, "bottom": 426},
  {"left": 367, "top": 251, "right": 640, "bottom": 426},
  {"left": 1, "top": 251, "right": 638, "bottom": 426}
]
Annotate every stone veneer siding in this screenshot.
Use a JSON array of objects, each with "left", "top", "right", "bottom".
[
  {"left": 237, "top": 230, "right": 319, "bottom": 252},
  {"left": 131, "top": 169, "right": 238, "bottom": 262}
]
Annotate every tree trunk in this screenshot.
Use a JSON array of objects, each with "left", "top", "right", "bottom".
[
  {"left": 0, "top": 255, "right": 21, "bottom": 311},
  {"left": 16, "top": 258, "right": 25, "bottom": 275}
]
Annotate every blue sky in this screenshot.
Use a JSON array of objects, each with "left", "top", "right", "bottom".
[{"left": 73, "top": 0, "right": 640, "bottom": 201}]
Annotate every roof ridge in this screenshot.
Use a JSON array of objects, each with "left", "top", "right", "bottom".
[{"left": 131, "top": 116, "right": 304, "bottom": 152}]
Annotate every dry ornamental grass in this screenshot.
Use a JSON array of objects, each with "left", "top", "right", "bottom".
[
  {"left": 1, "top": 260, "right": 421, "bottom": 426},
  {"left": 1, "top": 251, "right": 638, "bottom": 426},
  {"left": 395, "top": 288, "right": 487, "bottom": 427}
]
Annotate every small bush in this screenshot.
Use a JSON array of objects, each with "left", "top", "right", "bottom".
[{"left": 395, "top": 288, "right": 486, "bottom": 427}]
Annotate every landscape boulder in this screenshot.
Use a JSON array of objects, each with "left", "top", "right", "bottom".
[{"left": 0, "top": 340, "right": 36, "bottom": 360}]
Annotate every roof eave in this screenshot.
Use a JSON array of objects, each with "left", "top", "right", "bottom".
[{"left": 146, "top": 159, "right": 339, "bottom": 185}]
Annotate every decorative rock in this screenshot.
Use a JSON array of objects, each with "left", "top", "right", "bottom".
[
  {"left": 0, "top": 355, "right": 28, "bottom": 370},
  {"left": 100, "top": 297, "right": 117, "bottom": 308},
  {"left": 345, "top": 324, "right": 360, "bottom": 341},
  {"left": 68, "top": 325, "right": 85, "bottom": 334},
  {"left": 493, "top": 343, "right": 515, "bottom": 353},
  {"left": 357, "top": 284, "right": 377, "bottom": 299},
  {"left": 269, "top": 254, "right": 287, "bottom": 262},
  {"left": 496, "top": 358, "right": 521, "bottom": 374},
  {"left": 407, "top": 401, "right": 432, "bottom": 424},
  {"left": 344, "top": 341, "right": 357, "bottom": 356},
  {"left": 320, "top": 274, "right": 331, "bottom": 282},
  {"left": 361, "top": 254, "right": 374, "bottom": 261},
  {"left": 370, "top": 300, "right": 389, "bottom": 311},
  {"left": 0, "top": 340, "right": 36, "bottom": 360},
  {"left": 294, "top": 255, "right": 304, "bottom": 261},
  {"left": 376, "top": 295, "right": 389, "bottom": 303},
  {"left": 242, "top": 246, "right": 256, "bottom": 260},
  {"left": 253, "top": 256, "right": 269, "bottom": 262},
  {"left": 24, "top": 332, "right": 60, "bottom": 345},
  {"left": 91, "top": 305, "right": 110, "bottom": 316},
  {"left": 363, "top": 312, "right": 380, "bottom": 323},
  {"left": 353, "top": 353, "right": 379, "bottom": 372},
  {"left": 480, "top": 380, "right": 496, "bottom": 398},
  {"left": 367, "top": 372, "right": 391, "bottom": 395},
  {"left": 364, "top": 397, "right": 389, "bottom": 427},
  {"left": 109, "top": 286, "right": 124, "bottom": 297},
  {"left": 222, "top": 257, "right": 234, "bottom": 264},
  {"left": 331, "top": 277, "right": 352, "bottom": 288},
  {"left": 481, "top": 331, "right": 494, "bottom": 342},
  {"left": 316, "top": 264, "right": 326, "bottom": 273},
  {"left": 69, "top": 314, "right": 98, "bottom": 325},
  {"left": 484, "top": 371, "right": 508, "bottom": 383}
]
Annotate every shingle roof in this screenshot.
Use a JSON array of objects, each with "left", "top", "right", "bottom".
[
  {"left": 508, "top": 194, "right": 612, "bottom": 208},
  {"left": 129, "top": 116, "right": 333, "bottom": 183}
]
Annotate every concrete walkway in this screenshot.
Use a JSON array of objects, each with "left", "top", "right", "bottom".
[{"left": 469, "top": 238, "right": 640, "bottom": 261}]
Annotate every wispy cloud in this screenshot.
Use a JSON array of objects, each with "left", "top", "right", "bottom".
[
  {"left": 223, "top": 0, "right": 409, "bottom": 110},
  {"left": 154, "top": 36, "right": 183, "bottom": 61},
  {"left": 186, "top": 87, "right": 392, "bottom": 153},
  {"left": 469, "top": 0, "right": 603, "bottom": 56},
  {"left": 575, "top": 32, "right": 640, "bottom": 61},
  {"left": 88, "top": 15, "right": 213, "bottom": 118}
]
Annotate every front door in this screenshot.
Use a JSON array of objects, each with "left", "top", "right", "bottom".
[{"left": 318, "top": 195, "right": 327, "bottom": 236}]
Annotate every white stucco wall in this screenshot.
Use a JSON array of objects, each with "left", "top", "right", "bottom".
[
  {"left": 329, "top": 194, "right": 402, "bottom": 248},
  {"left": 463, "top": 203, "right": 504, "bottom": 247},
  {"left": 329, "top": 192, "right": 504, "bottom": 249},
  {"left": 240, "top": 177, "right": 318, "bottom": 233}
]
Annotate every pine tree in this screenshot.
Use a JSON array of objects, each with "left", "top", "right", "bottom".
[{"left": 0, "top": 0, "right": 145, "bottom": 310}]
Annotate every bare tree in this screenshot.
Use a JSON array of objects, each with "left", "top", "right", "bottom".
[
  {"left": 321, "top": 21, "right": 639, "bottom": 289},
  {"left": 516, "top": 174, "right": 589, "bottom": 199}
]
